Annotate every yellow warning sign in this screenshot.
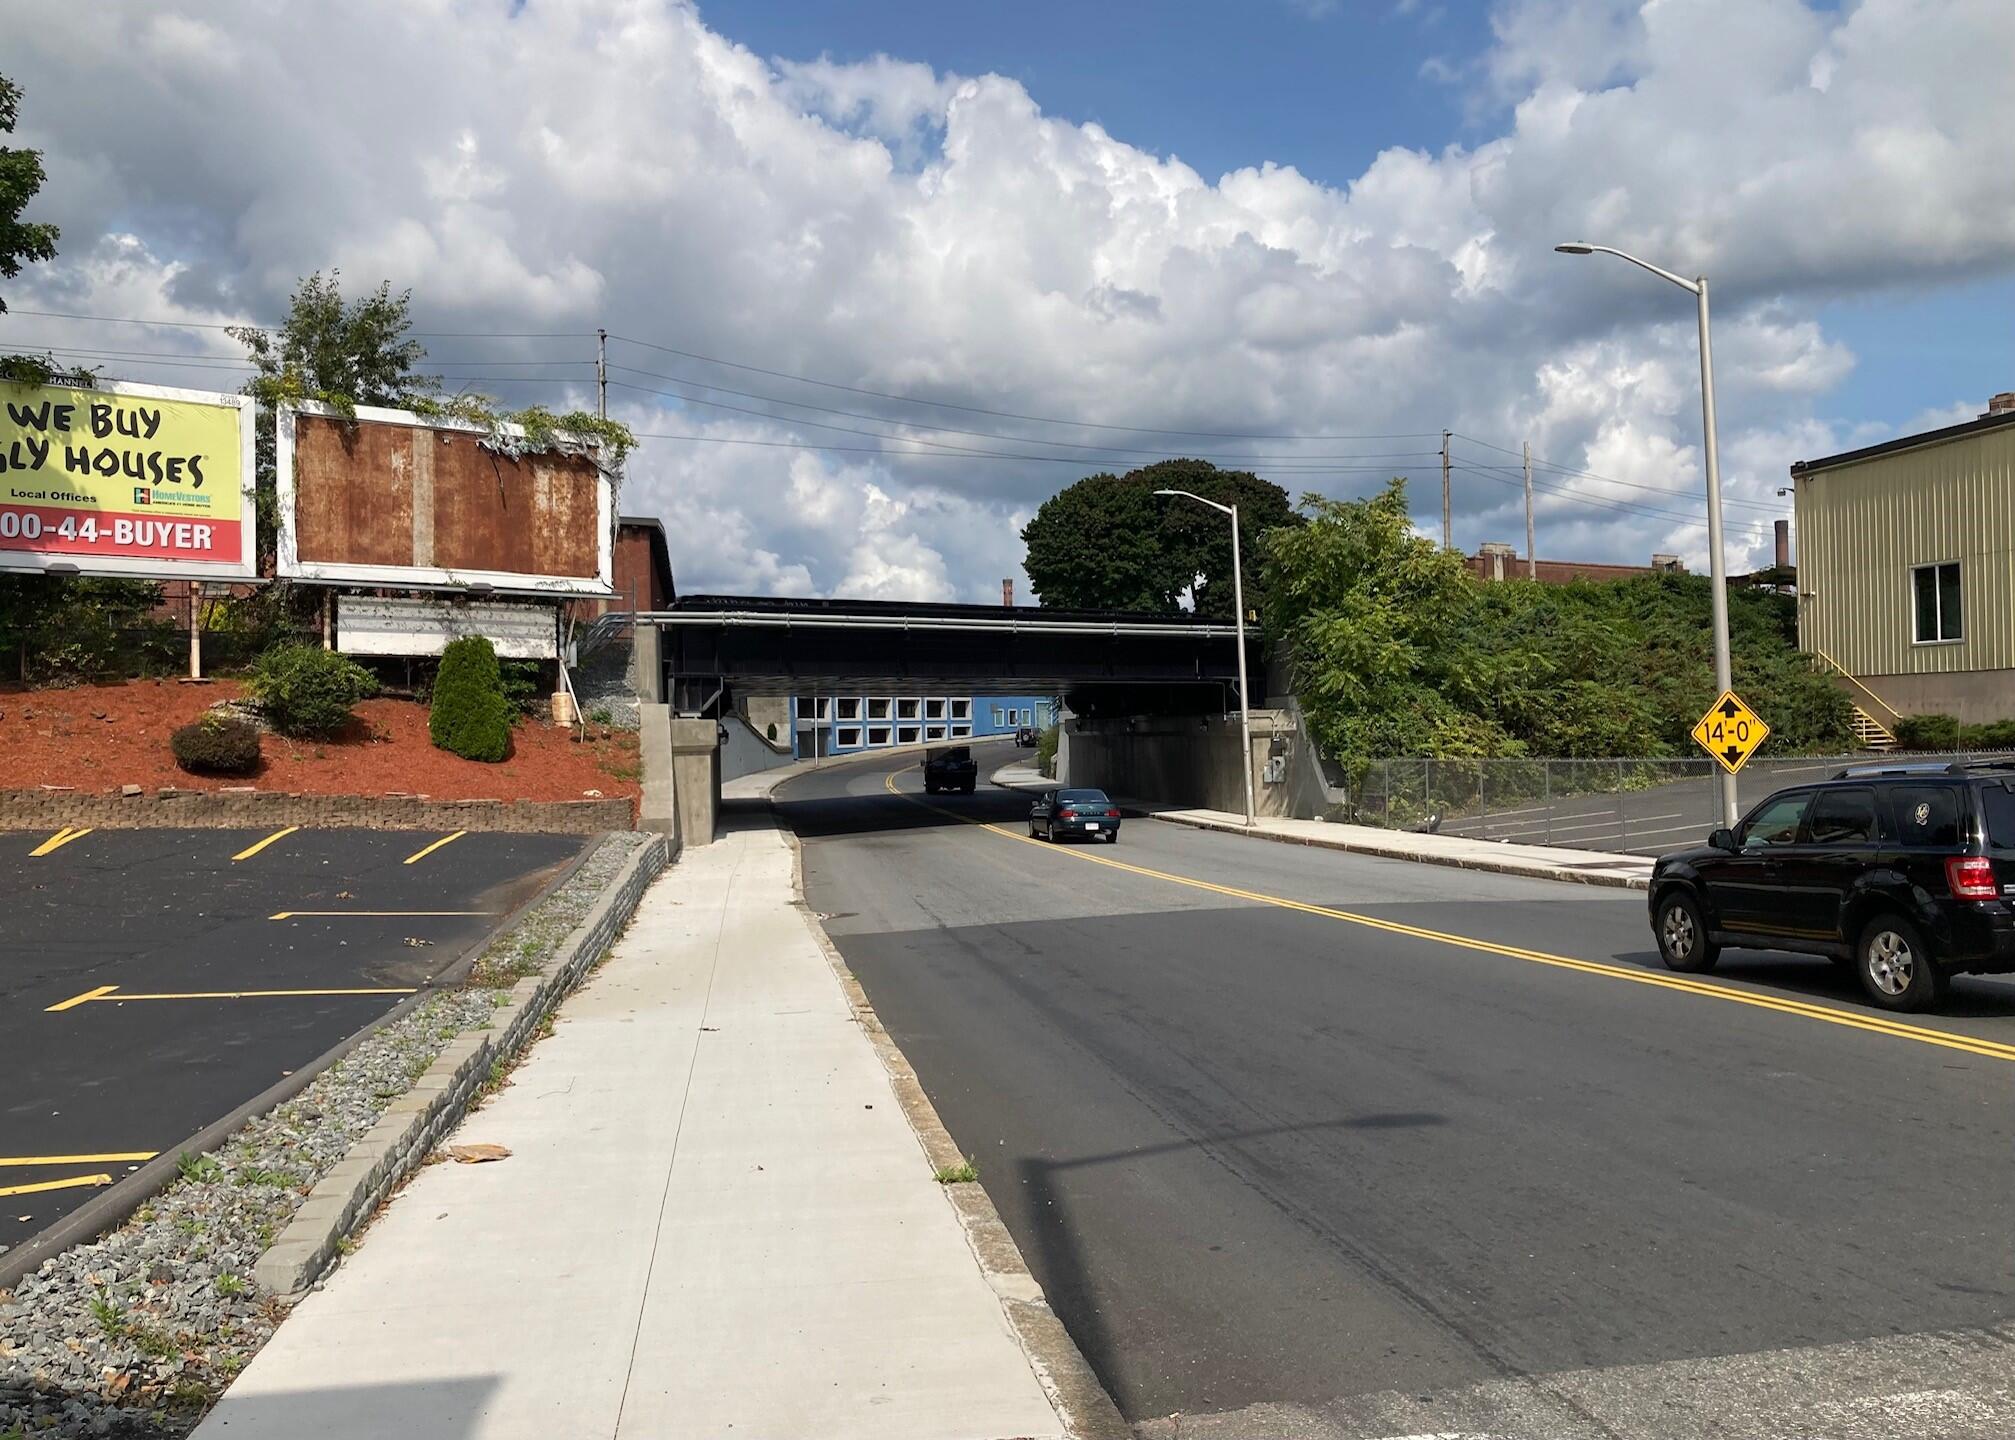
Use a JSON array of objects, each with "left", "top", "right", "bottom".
[{"left": 1691, "top": 690, "right": 1770, "bottom": 775}]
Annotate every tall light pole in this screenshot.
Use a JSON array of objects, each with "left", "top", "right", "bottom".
[
  {"left": 1155, "top": 488, "right": 1256, "bottom": 827},
  {"left": 1555, "top": 241, "right": 1738, "bottom": 829}
]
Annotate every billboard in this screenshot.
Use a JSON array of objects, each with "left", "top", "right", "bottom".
[
  {"left": 0, "top": 377, "right": 257, "bottom": 579},
  {"left": 277, "top": 402, "right": 614, "bottom": 595}
]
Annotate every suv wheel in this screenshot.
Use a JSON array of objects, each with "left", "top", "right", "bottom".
[
  {"left": 1856, "top": 915, "right": 1945, "bottom": 1012},
  {"left": 1655, "top": 891, "right": 1718, "bottom": 973}
]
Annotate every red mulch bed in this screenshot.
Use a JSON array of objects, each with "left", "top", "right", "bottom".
[{"left": 0, "top": 679, "right": 641, "bottom": 807}]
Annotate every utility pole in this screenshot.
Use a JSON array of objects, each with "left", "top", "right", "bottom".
[
  {"left": 1523, "top": 440, "right": 1536, "bottom": 580},
  {"left": 1441, "top": 430, "right": 1452, "bottom": 550},
  {"left": 596, "top": 328, "right": 608, "bottom": 422}
]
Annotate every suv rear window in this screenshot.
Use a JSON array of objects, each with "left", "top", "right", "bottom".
[
  {"left": 1886, "top": 785, "right": 1963, "bottom": 847},
  {"left": 1981, "top": 786, "right": 2015, "bottom": 849}
]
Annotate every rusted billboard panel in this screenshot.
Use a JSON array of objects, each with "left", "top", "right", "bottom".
[{"left": 276, "top": 402, "right": 614, "bottom": 594}]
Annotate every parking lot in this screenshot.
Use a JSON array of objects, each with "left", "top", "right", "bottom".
[{"left": 0, "top": 825, "right": 586, "bottom": 1255}]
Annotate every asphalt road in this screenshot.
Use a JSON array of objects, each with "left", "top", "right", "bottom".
[
  {"left": 781, "top": 749, "right": 2015, "bottom": 1440},
  {"left": 0, "top": 825, "right": 583, "bottom": 1257}
]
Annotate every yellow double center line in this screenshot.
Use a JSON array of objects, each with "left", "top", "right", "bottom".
[{"left": 883, "top": 767, "right": 2015, "bottom": 1066}]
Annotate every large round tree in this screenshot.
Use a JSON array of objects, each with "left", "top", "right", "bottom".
[{"left": 1019, "top": 459, "right": 1296, "bottom": 619}]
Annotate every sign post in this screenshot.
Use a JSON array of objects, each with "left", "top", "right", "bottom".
[{"left": 1691, "top": 690, "right": 1770, "bottom": 776}]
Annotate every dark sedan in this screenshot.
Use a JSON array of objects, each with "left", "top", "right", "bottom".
[{"left": 1030, "top": 788, "right": 1122, "bottom": 843}]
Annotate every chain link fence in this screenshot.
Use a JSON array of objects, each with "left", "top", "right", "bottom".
[{"left": 1347, "top": 753, "right": 2003, "bottom": 856}]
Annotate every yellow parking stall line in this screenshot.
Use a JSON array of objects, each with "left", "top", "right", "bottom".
[
  {"left": 47, "top": 984, "right": 417, "bottom": 1012},
  {"left": 29, "top": 826, "right": 91, "bottom": 857},
  {"left": 269, "top": 910, "right": 492, "bottom": 920},
  {"left": 0, "top": 1173, "right": 113, "bottom": 1199},
  {"left": 881, "top": 765, "right": 2015, "bottom": 1069},
  {"left": 403, "top": 831, "right": 467, "bottom": 866},
  {"left": 232, "top": 826, "right": 301, "bottom": 862},
  {"left": 0, "top": 1152, "right": 157, "bottom": 1168}
]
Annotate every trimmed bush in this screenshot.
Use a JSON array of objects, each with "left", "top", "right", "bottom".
[
  {"left": 246, "top": 643, "right": 378, "bottom": 737},
  {"left": 1894, "top": 713, "right": 1961, "bottom": 751},
  {"left": 430, "top": 635, "right": 513, "bottom": 762},
  {"left": 171, "top": 714, "right": 262, "bottom": 775}
]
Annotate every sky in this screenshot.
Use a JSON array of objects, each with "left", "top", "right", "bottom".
[{"left": 5, "top": 0, "right": 2013, "bottom": 603}]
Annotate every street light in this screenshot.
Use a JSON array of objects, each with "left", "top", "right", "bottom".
[
  {"left": 1555, "top": 241, "right": 1739, "bottom": 829},
  {"left": 1154, "top": 488, "right": 1256, "bottom": 828}
]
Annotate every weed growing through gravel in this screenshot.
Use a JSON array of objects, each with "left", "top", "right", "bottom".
[{"left": 177, "top": 1153, "right": 223, "bottom": 1183}]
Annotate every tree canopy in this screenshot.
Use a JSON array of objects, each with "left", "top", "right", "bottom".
[
  {"left": 1020, "top": 459, "right": 1297, "bottom": 619},
  {"left": 1263, "top": 478, "right": 1853, "bottom": 767},
  {"left": 0, "top": 75, "right": 58, "bottom": 316}
]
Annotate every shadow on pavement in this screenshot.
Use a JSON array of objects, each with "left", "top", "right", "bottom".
[{"left": 1608, "top": 946, "right": 2015, "bottom": 1018}]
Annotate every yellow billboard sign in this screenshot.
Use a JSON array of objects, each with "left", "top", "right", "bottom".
[{"left": 0, "top": 377, "right": 257, "bottom": 578}]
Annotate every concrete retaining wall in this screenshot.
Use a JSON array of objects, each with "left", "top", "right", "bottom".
[
  {"left": 1062, "top": 711, "right": 1289, "bottom": 817},
  {"left": 0, "top": 787, "right": 634, "bottom": 833}
]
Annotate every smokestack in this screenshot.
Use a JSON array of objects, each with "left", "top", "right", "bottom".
[
  {"left": 1002, "top": 578, "right": 1014, "bottom": 607},
  {"left": 1774, "top": 519, "right": 1790, "bottom": 570},
  {"left": 1986, "top": 392, "right": 2015, "bottom": 418}
]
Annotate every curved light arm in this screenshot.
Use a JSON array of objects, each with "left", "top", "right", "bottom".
[
  {"left": 1153, "top": 487, "right": 1235, "bottom": 518},
  {"left": 1554, "top": 242, "right": 1700, "bottom": 295}
]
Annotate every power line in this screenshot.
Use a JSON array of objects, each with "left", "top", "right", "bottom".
[
  {"left": 6, "top": 307, "right": 593, "bottom": 339},
  {"left": 1454, "top": 462, "right": 1775, "bottom": 535},
  {"left": 1456, "top": 450, "right": 1783, "bottom": 516},
  {"left": 607, "top": 332, "right": 1437, "bottom": 443},
  {"left": 605, "top": 360, "right": 1442, "bottom": 464}
]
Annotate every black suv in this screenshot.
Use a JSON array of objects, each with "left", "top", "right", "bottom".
[
  {"left": 923, "top": 745, "right": 978, "bottom": 794},
  {"left": 1649, "top": 761, "right": 2015, "bottom": 1011}
]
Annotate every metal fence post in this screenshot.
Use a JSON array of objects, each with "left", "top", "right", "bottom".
[
  {"left": 1616, "top": 758, "right": 1626, "bottom": 849},
  {"left": 1544, "top": 763, "right": 1553, "bottom": 846}
]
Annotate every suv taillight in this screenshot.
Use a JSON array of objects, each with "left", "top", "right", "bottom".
[{"left": 1946, "top": 855, "right": 1998, "bottom": 900}]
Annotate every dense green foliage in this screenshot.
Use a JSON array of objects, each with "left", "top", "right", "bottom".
[
  {"left": 0, "top": 75, "right": 58, "bottom": 315},
  {"left": 246, "top": 643, "right": 378, "bottom": 737},
  {"left": 170, "top": 714, "right": 263, "bottom": 775},
  {"left": 0, "top": 576, "right": 173, "bottom": 684},
  {"left": 1893, "top": 715, "right": 2015, "bottom": 752},
  {"left": 1264, "top": 480, "right": 1853, "bottom": 767},
  {"left": 1036, "top": 723, "right": 1060, "bottom": 779},
  {"left": 430, "top": 636, "right": 513, "bottom": 762},
  {"left": 497, "top": 659, "right": 546, "bottom": 718},
  {"left": 1021, "top": 460, "right": 1296, "bottom": 620}
]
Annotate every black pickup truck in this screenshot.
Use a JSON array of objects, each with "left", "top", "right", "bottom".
[{"left": 923, "top": 745, "right": 978, "bottom": 794}]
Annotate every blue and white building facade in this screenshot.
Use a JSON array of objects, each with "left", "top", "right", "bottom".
[{"left": 789, "top": 693, "right": 1055, "bottom": 758}]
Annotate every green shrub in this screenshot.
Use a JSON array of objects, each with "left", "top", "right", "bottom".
[
  {"left": 170, "top": 714, "right": 262, "bottom": 774},
  {"left": 497, "top": 659, "right": 545, "bottom": 717},
  {"left": 430, "top": 635, "right": 513, "bottom": 762},
  {"left": 1036, "top": 723, "right": 1060, "bottom": 778},
  {"left": 1965, "top": 719, "right": 2015, "bottom": 751},
  {"left": 246, "top": 643, "right": 378, "bottom": 737},
  {"left": 1894, "top": 713, "right": 1960, "bottom": 751}
]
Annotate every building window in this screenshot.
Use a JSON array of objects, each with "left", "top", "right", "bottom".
[
  {"left": 868, "top": 698, "right": 892, "bottom": 720},
  {"left": 950, "top": 699, "right": 971, "bottom": 721},
  {"left": 897, "top": 698, "right": 921, "bottom": 720},
  {"left": 1913, "top": 561, "right": 1962, "bottom": 643},
  {"left": 867, "top": 724, "right": 892, "bottom": 746},
  {"left": 897, "top": 724, "right": 921, "bottom": 745},
  {"left": 950, "top": 722, "right": 971, "bottom": 738},
  {"left": 835, "top": 725, "right": 862, "bottom": 748},
  {"left": 925, "top": 723, "right": 946, "bottom": 740},
  {"left": 1036, "top": 701, "right": 1053, "bottom": 726},
  {"left": 925, "top": 698, "right": 947, "bottom": 720},
  {"left": 836, "top": 697, "right": 862, "bottom": 721},
  {"left": 992, "top": 705, "right": 1005, "bottom": 726}
]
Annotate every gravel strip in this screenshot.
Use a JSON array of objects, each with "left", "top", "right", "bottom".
[{"left": 0, "top": 831, "right": 650, "bottom": 1439}]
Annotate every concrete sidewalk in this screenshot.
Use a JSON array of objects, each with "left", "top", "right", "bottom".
[
  {"left": 195, "top": 811, "right": 1067, "bottom": 1440},
  {"left": 992, "top": 762, "right": 1653, "bottom": 891}
]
